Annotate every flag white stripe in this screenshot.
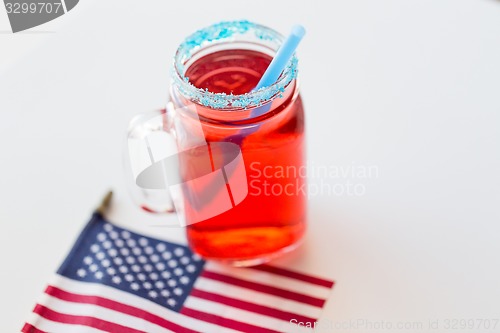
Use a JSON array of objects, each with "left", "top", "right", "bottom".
[
  {"left": 52, "top": 274, "right": 242, "bottom": 333},
  {"left": 194, "top": 276, "right": 322, "bottom": 319},
  {"left": 25, "top": 312, "right": 106, "bottom": 333},
  {"left": 37, "top": 293, "right": 172, "bottom": 333},
  {"left": 185, "top": 295, "right": 314, "bottom": 333},
  {"left": 205, "top": 262, "right": 332, "bottom": 299},
  {"left": 24, "top": 282, "right": 106, "bottom": 333}
]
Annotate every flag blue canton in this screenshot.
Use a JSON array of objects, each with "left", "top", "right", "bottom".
[{"left": 57, "top": 213, "right": 205, "bottom": 312}]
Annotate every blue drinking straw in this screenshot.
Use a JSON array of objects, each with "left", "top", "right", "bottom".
[
  {"left": 254, "top": 24, "right": 306, "bottom": 90},
  {"left": 249, "top": 25, "right": 305, "bottom": 118},
  {"left": 225, "top": 24, "right": 306, "bottom": 144}
]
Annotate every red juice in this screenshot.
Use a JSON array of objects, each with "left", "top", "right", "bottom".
[{"left": 183, "top": 49, "right": 306, "bottom": 264}]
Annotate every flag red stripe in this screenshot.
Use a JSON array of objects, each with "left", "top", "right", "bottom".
[
  {"left": 201, "top": 270, "right": 326, "bottom": 308},
  {"left": 252, "top": 265, "right": 335, "bottom": 288},
  {"left": 45, "top": 286, "right": 200, "bottom": 333},
  {"left": 190, "top": 288, "right": 317, "bottom": 325},
  {"left": 180, "top": 306, "right": 282, "bottom": 333},
  {"left": 21, "top": 323, "right": 47, "bottom": 333},
  {"left": 33, "top": 304, "right": 146, "bottom": 333}
]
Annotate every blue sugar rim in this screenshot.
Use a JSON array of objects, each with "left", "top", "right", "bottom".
[{"left": 172, "top": 20, "right": 298, "bottom": 110}]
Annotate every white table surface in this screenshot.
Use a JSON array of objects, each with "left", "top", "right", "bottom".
[{"left": 1, "top": 0, "right": 500, "bottom": 332}]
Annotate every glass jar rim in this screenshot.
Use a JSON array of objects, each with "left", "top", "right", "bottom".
[{"left": 172, "top": 20, "right": 298, "bottom": 111}]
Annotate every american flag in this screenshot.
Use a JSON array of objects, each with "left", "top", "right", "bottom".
[{"left": 22, "top": 213, "right": 334, "bottom": 333}]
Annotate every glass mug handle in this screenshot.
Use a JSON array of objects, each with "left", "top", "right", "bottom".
[{"left": 124, "top": 104, "right": 178, "bottom": 214}]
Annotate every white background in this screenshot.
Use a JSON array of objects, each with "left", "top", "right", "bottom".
[{"left": 1, "top": 0, "right": 500, "bottom": 332}]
